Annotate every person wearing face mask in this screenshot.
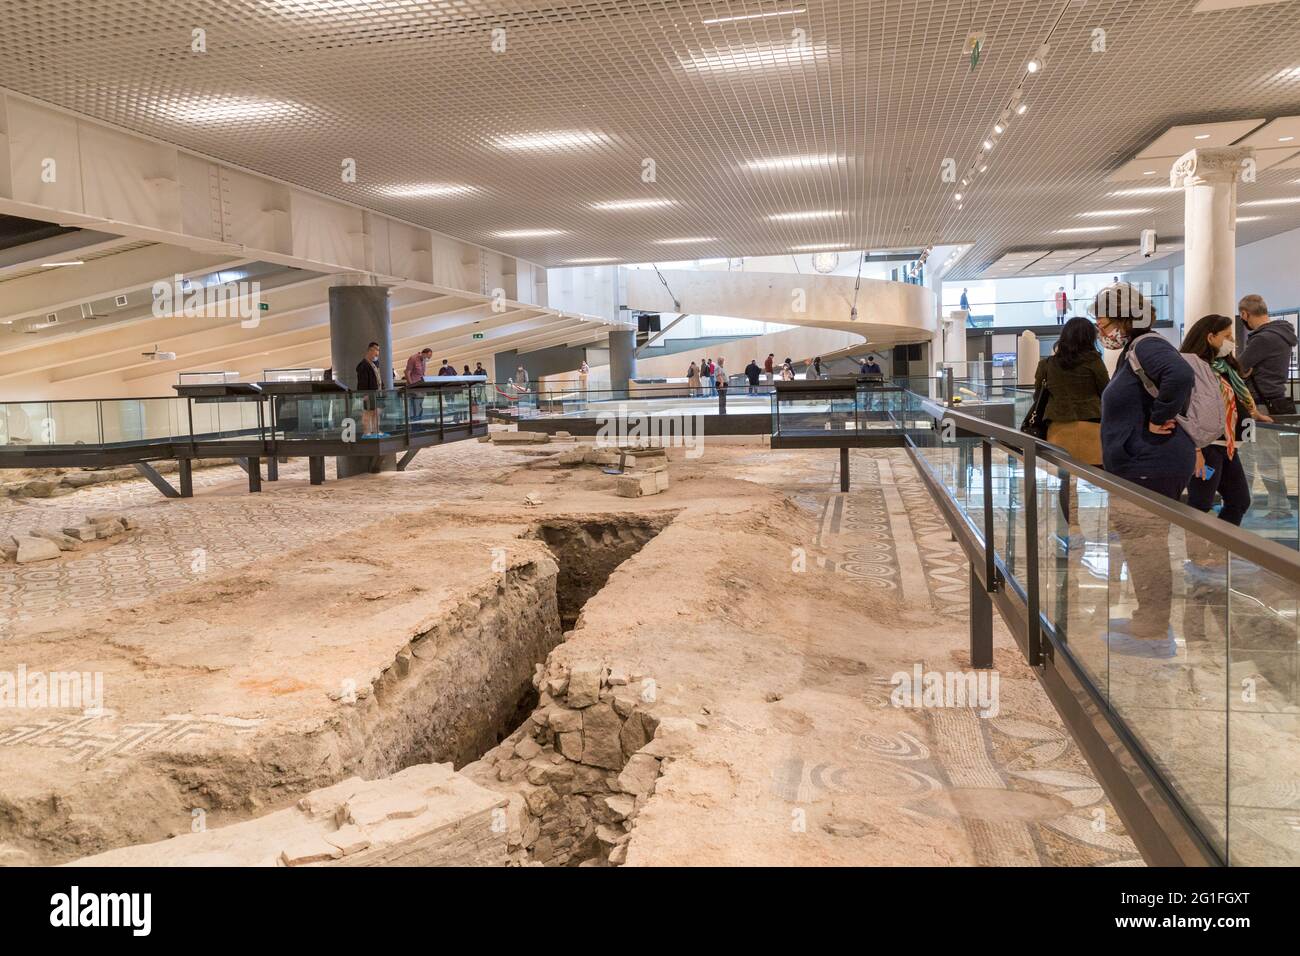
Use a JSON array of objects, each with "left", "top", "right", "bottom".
[
  {"left": 1181, "top": 314, "right": 1272, "bottom": 526},
  {"left": 1094, "top": 283, "right": 1194, "bottom": 655}
]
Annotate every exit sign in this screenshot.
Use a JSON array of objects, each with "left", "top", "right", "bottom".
[
  {"left": 259, "top": 302, "right": 269, "bottom": 311},
  {"left": 472, "top": 332, "right": 484, "bottom": 339}
]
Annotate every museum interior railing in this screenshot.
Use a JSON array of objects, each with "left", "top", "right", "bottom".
[{"left": 907, "top": 406, "right": 1300, "bottom": 866}]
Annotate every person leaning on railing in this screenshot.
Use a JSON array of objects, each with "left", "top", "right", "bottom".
[
  {"left": 1031, "top": 316, "right": 1109, "bottom": 525},
  {"left": 1095, "top": 283, "right": 1194, "bottom": 655},
  {"left": 1181, "top": 314, "right": 1273, "bottom": 527}
]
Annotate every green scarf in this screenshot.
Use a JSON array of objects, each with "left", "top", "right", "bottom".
[{"left": 1212, "top": 357, "right": 1253, "bottom": 409}]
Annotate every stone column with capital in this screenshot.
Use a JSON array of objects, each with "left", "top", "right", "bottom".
[{"left": 1171, "top": 145, "right": 1253, "bottom": 327}]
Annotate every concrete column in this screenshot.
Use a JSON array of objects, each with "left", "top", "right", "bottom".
[
  {"left": 1171, "top": 146, "right": 1253, "bottom": 326},
  {"left": 329, "top": 284, "right": 395, "bottom": 479},
  {"left": 608, "top": 329, "right": 637, "bottom": 398},
  {"left": 1016, "top": 330, "right": 1039, "bottom": 387}
]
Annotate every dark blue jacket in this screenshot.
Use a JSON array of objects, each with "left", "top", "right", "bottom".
[{"left": 1100, "top": 333, "right": 1196, "bottom": 480}]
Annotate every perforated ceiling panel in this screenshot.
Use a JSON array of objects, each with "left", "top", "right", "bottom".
[{"left": 0, "top": 0, "right": 1298, "bottom": 277}]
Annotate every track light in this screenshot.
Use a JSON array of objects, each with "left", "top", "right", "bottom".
[
  {"left": 994, "top": 123, "right": 1005, "bottom": 135},
  {"left": 1016, "top": 102, "right": 1028, "bottom": 115},
  {"left": 1026, "top": 43, "right": 1050, "bottom": 74}
]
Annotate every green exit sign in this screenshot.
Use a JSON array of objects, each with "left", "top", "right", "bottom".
[
  {"left": 472, "top": 332, "right": 484, "bottom": 339},
  {"left": 259, "top": 302, "right": 270, "bottom": 311}
]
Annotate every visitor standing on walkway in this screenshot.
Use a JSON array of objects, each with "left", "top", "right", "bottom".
[
  {"left": 579, "top": 360, "right": 590, "bottom": 392},
  {"left": 356, "top": 341, "right": 383, "bottom": 437},
  {"left": 807, "top": 356, "right": 824, "bottom": 380},
  {"left": 714, "top": 358, "right": 727, "bottom": 392},
  {"left": 780, "top": 358, "right": 795, "bottom": 381},
  {"left": 745, "top": 359, "right": 761, "bottom": 393},
  {"left": 1239, "top": 293, "right": 1296, "bottom": 520},
  {"left": 1096, "top": 283, "right": 1194, "bottom": 655},
  {"left": 438, "top": 357, "right": 457, "bottom": 376},
  {"left": 1032, "top": 317, "right": 1108, "bottom": 525},
  {"left": 687, "top": 360, "right": 701, "bottom": 397},
  {"left": 1182, "top": 314, "right": 1270, "bottom": 527},
  {"left": 960, "top": 288, "right": 970, "bottom": 313},
  {"left": 404, "top": 348, "right": 432, "bottom": 422},
  {"left": 1054, "top": 286, "right": 1070, "bottom": 324},
  {"left": 764, "top": 353, "right": 775, "bottom": 385},
  {"left": 701, "top": 357, "right": 714, "bottom": 396}
]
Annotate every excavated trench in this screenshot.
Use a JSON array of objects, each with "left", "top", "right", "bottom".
[
  {"left": 2, "top": 512, "right": 674, "bottom": 866},
  {"left": 527, "top": 515, "right": 673, "bottom": 631}
]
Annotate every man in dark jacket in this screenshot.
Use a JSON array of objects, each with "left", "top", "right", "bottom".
[
  {"left": 1239, "top": 294, "right": 1297, "bottom": 517},
  {"left": 744, "top": 359, "right": 761, "bottom": 393},
  {"left": 355, "top": 341, "right": 383, "bottom": 436}
]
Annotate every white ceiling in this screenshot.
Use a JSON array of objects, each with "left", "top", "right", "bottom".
[{"left": 1, "top": 0, "right": 1299, "bottom": 279}]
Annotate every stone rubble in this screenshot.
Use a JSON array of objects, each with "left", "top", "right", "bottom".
[
  {"left": 464, "top": 659, "right": 693, "bottom": 867},
  {"left": 1, "top": 460, "right": 232, "bottom": 499},
  {"left": 2, "top": 514, "right": 136, "bottom": 565}
]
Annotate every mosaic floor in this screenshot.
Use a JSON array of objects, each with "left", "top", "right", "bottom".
[
  {"left": 0, "top": 442, "right": 529, "bottom": 636},
  {"left": 733, "top": 446, "right": 1144, "bottom": 867}
]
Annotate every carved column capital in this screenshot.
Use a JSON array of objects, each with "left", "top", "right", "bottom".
[{"left": 1170, "top": 146, "right": 1255, "bottom": 188}]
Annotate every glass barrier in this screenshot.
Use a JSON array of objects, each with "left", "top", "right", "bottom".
[
  {"left": 909, "top": 413, "right": 1300, "bottom": 866},
  {"left": 1238, "top": 422, "right": 1299, "bottom": 551}
]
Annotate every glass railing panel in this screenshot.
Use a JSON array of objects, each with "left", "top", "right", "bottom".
[
  {"left": 1226, "top": 556, "right": 1300, "bottom": 865},
  {"left": 1238, "top": 424, "right": 1299, "bottom": 551},
  {"left": 1105, "top": 493, "right": 1230, "bottom": 860},
  {"left": 277, "top": 394, "right": 349, "bottom": 440},
  {"left": 405, "top": 390, "right": 439, "bottom": 433},
  {"left": 47, "top": 400, "right": 102, "bottom": 446},
  {"left": 101, "top": 398, "right": 181, "bottom": 445},
  {"left": 0, "top": 401, "right": 53, "bottom": 446}
]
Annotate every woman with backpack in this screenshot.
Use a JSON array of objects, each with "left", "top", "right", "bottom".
[
  {"left": 1095, "top": 283, "right": 1194, "bottom": 656},
  {"left": 1180, "top": 314, "right": 1273, "bottom": 526}
]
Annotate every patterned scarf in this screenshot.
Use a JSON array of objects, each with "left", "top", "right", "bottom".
[{"left": 1211, "top": 357, "right": 1254, "bottom": 459}]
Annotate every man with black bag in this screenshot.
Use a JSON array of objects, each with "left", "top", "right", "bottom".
[{"left": 1239, "top": 294, "right": 1296, "bottom": 519}]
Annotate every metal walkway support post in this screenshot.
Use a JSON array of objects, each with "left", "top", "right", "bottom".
[
  {"left": 309, "top": 456, "right": 326, "bottom": 485},
  {"left": 178, "top": 459, "right": 193, "bottom": 498},
  {"left": 247, "top": 457, "right": 262, "bottom": 493},
  {"left": 133, "top": 462, "right": 180, "bottom": 499},
  {"left": 266, "top": 456, "right": 279, "bottom": 481},
  {"left": 839, "top": 447, "right": 850, "bottom": 492},
  {"left": 969, "top": 565, "right": 993, "bottom": 668}
]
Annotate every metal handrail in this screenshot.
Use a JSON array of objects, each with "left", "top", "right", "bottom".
[{"left": 935, "top": 406, "right": 1300, "bottom": 582}]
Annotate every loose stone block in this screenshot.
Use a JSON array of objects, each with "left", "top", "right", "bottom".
[
  {"left": 16, "top": 536, "right": 60, "bottom": 564},
  {"left": 557, "top": 732, "right": 584, "bottom": 760},
  {"left": 580, "top": 701, "right": 623, "bottom": 770},
  {"left": 324, "top": 824, "right": 372, "bottom": 856},
  {"left": 566, "top": 663, "right": 602, "bottom": 708},
  {"left": 615, "top": 753, "right": 661, "bottom": 797},
  {"left": 548, "top": 708, "right": 582, "bottom": 734},
  {"left": 619, "top": 710, "right": 652, "bottom": 758}
]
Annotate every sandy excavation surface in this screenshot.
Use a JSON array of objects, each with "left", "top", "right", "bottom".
[{"left": 0, "top": 438, "right": 1139, "bottom": 866}]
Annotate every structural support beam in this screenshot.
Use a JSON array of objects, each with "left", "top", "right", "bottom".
[
  {"left": 609, "top": 329, "right": 637, "bottom": 397},
  {"left": 969, "top": 565, "right": 993, "bottom": 669},
  {"left": 133, "top": 462, "right": 180, "bottom": 499},
  {"left": 839, "top": 447, "right": 850, "bottom": 493},
  {"left": 635, "top": 313, "right": 689, "bottom": 355},
  {"left": 1171, "top": 146, "right": 1253, "bottom": 324},
  {"left": 330, "top": 284, "right": 395, "bottom": 479}
]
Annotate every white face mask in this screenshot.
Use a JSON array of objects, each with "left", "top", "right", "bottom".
[{"left": 1216, "top": 339, "right": 1234, "bottom": 358}]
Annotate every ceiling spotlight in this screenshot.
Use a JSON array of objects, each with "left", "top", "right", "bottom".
[
  {"left": 1194, "top": 133, "right": 1211, "bottom": 140},
  {"left": 983, "top": 140, "right": 994, "bottom": 151},
  {"left": 961, "top": 178, "right": 969, "bottom": 186},
  {"left": 1025, "top": 42, "right": 1050, "bottom": 74},
  {"left": 954, "top": 193, "right": 963, "bottom": 201},
  {"left": 1015, "top": 103, "right": 1028, "bottom": 115},
  {"left": 994, "top": 123, "right": 1005, "bottom": 135},
  {"left": 979, "top": 165, "right": 989, "bottom": 173}
]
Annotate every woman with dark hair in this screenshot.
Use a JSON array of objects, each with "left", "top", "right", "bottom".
[
  {"left": 1034, "top": 316, "right": 1109, "bottom": 467},
  {"left": 1095, "top": 283, "right": 1194, "bottom": 656},
  {"left": 1180, "top": 314, "right": 1272, "bottom": 525}
]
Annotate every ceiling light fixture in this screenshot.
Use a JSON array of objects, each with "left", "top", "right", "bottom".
[
  {"left": 655, "top": 237, "right": 717, "bottom": 245},
  {"left": 983, "top": 139, "right": 994, "bottom": 150},
  {"left": 1016, "top": 103, "right": 1028, "bottom": 115},
  {"left": 680, "top": 43, "right": 825, "bottom": 73},
  {"left": 792, "top": 242, "right": 851, "bottom": 251},
  {"left": 1280, "top": 135, "right": 1296, "bottom": 142},
  {"left": 1194, "top": 133, "right": 1211, "bottom": 140},
  {"left": 744, "top": 153, "right": 842, "bottom": 171},
  {"left": 954, "top": 193, "right": 963, "bottom": 201},
  {"left": 1108, "top": 185, "right": 1180, "bottom": 196},
  {"left": 494, "top": 131, "right": 609, "bottom": 150},
  {"left": 590, "top": 199, "right": 676, "bottom": 211},
  {"left": 979, "top": 165, "right": 989, "bottom": 173},
  {"left": 701, "top": 7, "right": 806, "bottom": 24},
  {"left": 994, "top": 123, "right": 1005, "bottom": 135},
  {"left": 155, "top": 97, "right": 297, "bottom": 123},
  {"left": 39, "top": 260, "right": 85, "bottom": 268},
  {"left": 1054, "top": 226, "right": 1120, "bottom": 234},
  {"left": 767, "top": 210, "right": 843, "bottom": 221},
  {"left": 1241, "top": 196, "right": 1300, "bottom": 206},
  {"left": 1236, "top": 216, "right": 1267, "bottom": 222},
  {"left": 493, "top": 228, "right": 567, "bottom": 238},
  {"left": 1076, "top": 208, "right": 1155, "bottom": 217},
  {"left": 567, "top": 257, "right": 618, "bottom": 264},
  {"left": 382, "top": 183, "right": 478, "bottom": 198}
]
